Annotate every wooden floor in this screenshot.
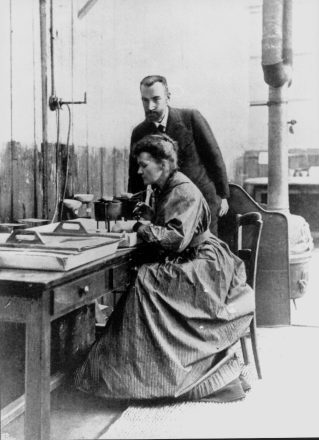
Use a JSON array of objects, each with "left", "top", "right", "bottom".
[
  {"left": 3, "top": 383, "right": 127, "bottom": 440},
  {"left": 2, "top": 244, "right": 319, "bottom": 440}
]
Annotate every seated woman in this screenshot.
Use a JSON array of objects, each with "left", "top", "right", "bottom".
[{"left": 75, "top": 133, "right": 255, "bottom": 402}]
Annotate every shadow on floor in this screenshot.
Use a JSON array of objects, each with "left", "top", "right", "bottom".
[{"left": 2, "top": 381, "right": 128, "bottom": 440}]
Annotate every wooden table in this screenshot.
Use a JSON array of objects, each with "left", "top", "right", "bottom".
[{"left": 0, "top": 246, "right": 135, "bottom": 440}]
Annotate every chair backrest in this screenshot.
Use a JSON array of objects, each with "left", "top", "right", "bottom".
[
  {"left": 235, "top": 212, "right": 263, "bottom": 291},
  {"left": 218, "top": 184, "right": 290, "bottom": 326}
]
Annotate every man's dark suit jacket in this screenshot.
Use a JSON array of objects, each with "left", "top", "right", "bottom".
[{"left": 128, "top": 107, "right": 229, "bottom": 235}]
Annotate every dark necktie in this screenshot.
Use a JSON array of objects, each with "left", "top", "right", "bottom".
[{"left": 158, "top": 124, "right": 165, "bottom": 133}]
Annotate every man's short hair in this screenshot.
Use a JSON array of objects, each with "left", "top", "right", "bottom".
[{"left": 140, "top": 75, "right": 169, "bottom": 93}]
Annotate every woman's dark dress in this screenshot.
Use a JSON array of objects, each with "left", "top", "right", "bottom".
[{"left": 75, "top": 171, "right": 254, "bottom": 401}]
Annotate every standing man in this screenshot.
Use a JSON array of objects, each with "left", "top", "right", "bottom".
[{"left": 128, "top": 75, "right": 229, "bottom": 235}]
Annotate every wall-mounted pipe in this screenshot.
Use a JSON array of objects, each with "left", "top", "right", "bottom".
[
  {"left": 261, "top": 0, "right": 293, "bottom": 212},
  {"left": 262, "top": 0, "right": 292, "bottom": 88},
  {"left": 282, "top": 0, "right": 293, "bottom": 83},
  {"left": 39, "top": 0, "right": 49, "bottom": 219},
  {"left": 50, "top": 0, "right": 55, "bottom": 97}
]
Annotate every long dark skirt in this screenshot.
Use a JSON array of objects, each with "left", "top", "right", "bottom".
[{"left": 75, "top": 237, "right": 254, "bottom": 402}]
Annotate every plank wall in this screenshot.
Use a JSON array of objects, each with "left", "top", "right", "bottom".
[{"left": 0, "top": 0, "right": 129, "bottom": 223}]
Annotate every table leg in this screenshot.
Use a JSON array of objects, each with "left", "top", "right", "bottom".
[{"left": 25, "top": 294, "right": 51, "bottom": 440}]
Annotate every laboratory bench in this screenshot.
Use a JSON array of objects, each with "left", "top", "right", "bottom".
[{"left": 0, "top": 244, "right": 136, "bottom": 440}]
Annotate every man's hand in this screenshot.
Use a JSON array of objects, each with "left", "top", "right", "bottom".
[
  {"left": 219, "top": 198, "right": 229, "bottom": 217},
  {"left": 132, "top": 202, "right": 154, "bottom": 221}
]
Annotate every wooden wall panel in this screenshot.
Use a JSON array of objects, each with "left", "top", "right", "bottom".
[
  {"left": 0, "top": 2, "right": 134, "bottom": 224},
  {"left": 45, "top": 142, "right": 58, "bottom": 222},
  {"left": 0, "top": 1, "right": 11, "bottom": 146},
  {"left": 34, "top": 147, "right": 43, "bottom": 219},
  {"left": 1, "top": 145, "right": 42, "bottom": 223},
  {"left": 0, "top": 143, "right": 129, "bottom": 223},
  {"left": 0, "top": 143, "right": 13, "bottom": 223},
  {"left": 11, "top": 1, "right": 36, "bottom": 145},
  {"left": 113, "top": 148, "right": 127, "bottom": 198},
  {"left": 73, "top": 145, "right": 89, "bottom": 195},
  {"left": 100, "top": 148, "right": 114, "bottom": 198},
  {"left": 62, "top": 144, "right": 75, "bottom": 199},
  {"left": 87, "top": 146, "right": 102, "bottom": 199},
  {"left": 11, "top": 142, "right": 35, "bottom": 221},
  {"left": 0, "top": 2, "right": 131, "bottom": 223}
]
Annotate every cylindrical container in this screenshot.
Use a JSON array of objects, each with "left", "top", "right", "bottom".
[
  {"left": 289, "top": 251, "right": 312, "bottom": 299},
  {"left": 107, "top": 201, "right": 123, "bottom": 220},
  {"left": 94, "top": 200, "right": 123, "bottom": 221},
  {"left": 113, "top": 197, "right": 140, "bottom": 220},
  {"left": 94, "top": 201, "right": 108, "bottom": 221}
]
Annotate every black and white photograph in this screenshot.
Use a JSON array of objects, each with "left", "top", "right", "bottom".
[{"left": 0, "top": 0, "right": 319, "bottom": 439}]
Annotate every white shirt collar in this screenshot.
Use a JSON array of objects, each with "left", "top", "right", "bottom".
[{"left": 154, "top": 106, "right": 169, "bottom": 129}]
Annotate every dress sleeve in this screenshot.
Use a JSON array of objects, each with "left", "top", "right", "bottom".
[{"left": 136, "top": 183, "right": 208, "bottom": 252}]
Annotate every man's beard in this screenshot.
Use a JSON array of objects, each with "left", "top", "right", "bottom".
[{"left": 145, "top": 111, "right": 162, "bottom": 122}]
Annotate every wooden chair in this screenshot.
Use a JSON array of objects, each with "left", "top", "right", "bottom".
[
  {"left": 235, "top": 212, "right": 263, "bottom": 379},
  {"left": 218, "top": 183, "right": 290, "bottom": 327}
]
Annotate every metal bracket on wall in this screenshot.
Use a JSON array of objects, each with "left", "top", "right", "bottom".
[
  {"left": 250, "top": 100, "right": 289, "bottom": 107},
  {"left": 49, "top": 92, "right": 87, "bottom": 111}
]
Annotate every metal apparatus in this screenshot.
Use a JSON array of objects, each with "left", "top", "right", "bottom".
[
  {"left": 94, "top": 194, "right": 143, "bottom": 231},
  {"left": 0, "top": 224, "right": 120, "bottom": 271}
]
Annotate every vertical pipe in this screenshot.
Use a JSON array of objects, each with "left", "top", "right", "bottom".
[
  {"left": 39, "top": 0, "right": 49, "bottom": 219},
  {"left": 32, "top": 0, "right": 39, "bottom": 218},
  {"left": 267, "top": 0, "right": 292, "bottom": 211},
  {"left": 267, "top": 85, "right": 289, "bottom": 211},
  {"left": 262, "top": 0, "right": 283, "bottom": 67},
  {"left": 262, "top": 0, "right": 292, "bottom": 212},
  {"left": 283, "top": 0, "right": 293, "bottom": 70},
  {"left": 50, "top": 0, "right": 55, "bottom": 97},
  {"left": 9, "top": 0, "right": 14, "bottom": 220},
  {"left": 71, "top": 0, "right": 74, "bottom": 144}
]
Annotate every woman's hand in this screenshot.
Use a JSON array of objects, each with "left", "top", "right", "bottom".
[{"left": 132, "top": 202, "right": 154, "bottom": 221}]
